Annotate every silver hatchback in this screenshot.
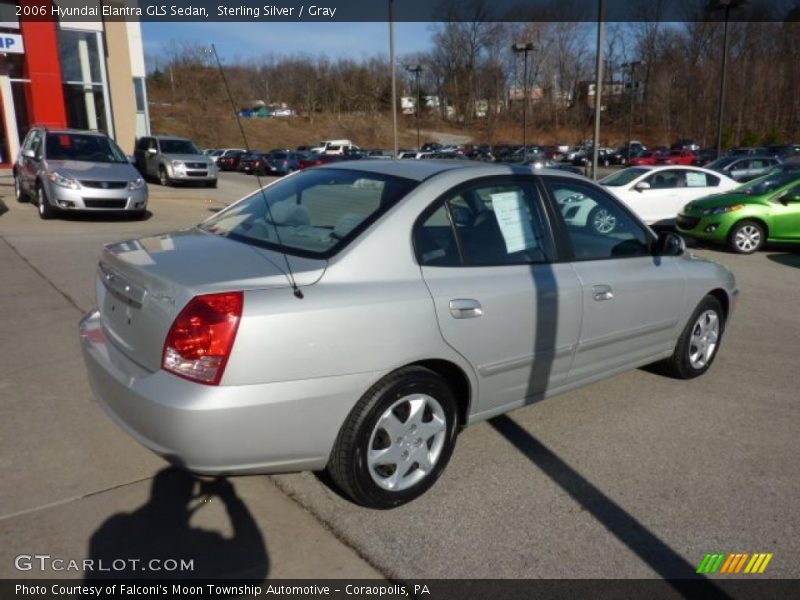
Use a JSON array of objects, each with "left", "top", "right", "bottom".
[
  {"left": 80, "top": 161, "right": 737, "bottom": 508},
  {"left": 14, "top": 128, "right": 148, "bottom": 219}
]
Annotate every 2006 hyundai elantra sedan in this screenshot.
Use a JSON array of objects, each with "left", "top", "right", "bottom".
[{"left": 80, "top": 161, "right": 737, "bottom": 508}]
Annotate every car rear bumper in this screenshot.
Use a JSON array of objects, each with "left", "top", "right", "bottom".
[{"left": 79, "top": 309, "right": 376, "bottom": 475}]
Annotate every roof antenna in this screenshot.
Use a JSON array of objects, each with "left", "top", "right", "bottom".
[{"left": 205, "top": 44, "right": 304, "bottom": 299}]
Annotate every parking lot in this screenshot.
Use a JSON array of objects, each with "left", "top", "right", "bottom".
[{"left": 1, "top": 171, "right": 798, "bottom": 581}]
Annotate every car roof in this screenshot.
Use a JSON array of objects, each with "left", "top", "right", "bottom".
[
  {"left": 153, "top": 135, "right": 192, "bottom": 141},
  {"left": 325, "top": 159, "right": 586, "bottom": 182},
  {"left": 39, "top": 128, "right": 108, "bottom": 137}
]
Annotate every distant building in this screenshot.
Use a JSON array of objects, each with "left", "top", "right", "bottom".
[
  {"left": 575, "top": 80, "right": 627, "bottom": 109},
  {"left": 0, "top": 1, "right": 149, "bottom": 164}
]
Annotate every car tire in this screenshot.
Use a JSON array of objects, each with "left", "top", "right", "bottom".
[
  {"left": 727, "top": 220, "right": 765, "bottom": 254},
  {"left": 129, "top": 210, "right": 147, "bottom": 220},
  {"left": 36, "top": 184, "right": 56, "bottom": 220},
  {"left": 587, "top": 205, "right": 618, "bottom": 234},
  {"left": 159, "top": 167, "right": 171, "bottom": 187},
  {"left": 14, "top": 173, "right": 27, "bottom": 203},
  {"left": 658, "top": 295, "right": 725, "bottom": 380},
  {"left": 206, "top": 180, "right": 217, "bottom": 188},
  {"left": 327, "top": 366, "right": 459, "bottom": 509}
]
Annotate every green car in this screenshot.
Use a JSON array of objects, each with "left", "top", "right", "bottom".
[{"left": 677, "top": 172, "right": 800, "bottom": 254}]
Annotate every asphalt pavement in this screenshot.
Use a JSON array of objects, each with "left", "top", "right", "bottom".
[{"left": 1, "top": 171, "right": 798, "bottom": 581}]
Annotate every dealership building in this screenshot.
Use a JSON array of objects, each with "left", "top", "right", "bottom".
[{"left": 0, "top": 1, "right": 150, "bottom": 166}]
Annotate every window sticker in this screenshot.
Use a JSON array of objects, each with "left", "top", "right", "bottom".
[
  {"left": 490, "top": 190, "right": 538, "bottom": 253},
  {"left": 686, "top": 172, "right": 707, "bottom": 187}
]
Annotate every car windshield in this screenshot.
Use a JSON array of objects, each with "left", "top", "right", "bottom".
[
  {"left": 271, "top": 153, "right": 288, "bottom": 160},
  {"left": 199, "top": 168, "right": 418, "bottom": 257},
  {"left": 45, "top": 133, "right": 127, "bottom": 163},
  {"left": 159, "top": 139, "right": 201, "bottom": 154},
  {"left": 600, "top": 168, "right": 649, "bottom": 186},
  {"left": 739, "top": 172, "right": 800, "bottom": 196},
  {"left": 707, "top": 156, "right": 737, "bottom": 169}
]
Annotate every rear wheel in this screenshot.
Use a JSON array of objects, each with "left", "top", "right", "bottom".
[
  {"left": 658, "top": 295, "right": 725, "bottom": 379},
  {"left": 328, "top": 366, "right": 459, "bottom": 509},
  {"left": 728, "top": 220, "right": 764, "bottom": 254},
  {"left": 36, "top": 185, "right": 56, "bottom": 220}
]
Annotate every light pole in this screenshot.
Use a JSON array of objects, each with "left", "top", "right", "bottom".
[
  {"left": 591, "top": 0, "right": 606, "bottom": 180},
  {"left": 708, "top": 0, "right": 745, "bottom": 156},
  {"left": 389, "top": 0, "right": 398, "bottom": 158},
  {"left": 406, "top": 65, "right": 422, "bottom": 150},
  {"left": 621, "top": 60, "right": 643, "bottom": 163},
  {"left": 512, "top": 41, "right": 537, "bottom": 155}
]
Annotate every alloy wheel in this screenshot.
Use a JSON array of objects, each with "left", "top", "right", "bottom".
[
  {"left": 367, "top": 393, "right": 447, "bottom": 492},
  {"left": 734, "top": 225, "right": 761, "bottom": 253},
  {"left": 688, "top": 309, "right": 720, "bottom": 370},
  {"left": 592, "top": 208, "right": 617, "bottom": 234}
]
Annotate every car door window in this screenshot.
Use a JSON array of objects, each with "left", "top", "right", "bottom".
[
  {"left": 415, "top": 180, "right": 552, "bottom": 267},
  {"left": 685, "top": 170, "right": 718, "bottom": 187},
  {"left": 645, "top": 169, "right": 683, "bottom": 189},
  {"left": 24, "top": 130, "right": 43, "bottom": 158},
  {"left": 544, "top": 178, "right": 651, "bottom": 261}
]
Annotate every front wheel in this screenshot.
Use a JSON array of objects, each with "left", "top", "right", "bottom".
[
  {"left": 728, "top": 220, "right": 764, "bottom": 254},
  {"left": 36, "top": 185, "right": 56, "bottom": 220},
  {"left": 327, "top": 366, "right": 459, "bottom": 509},
  {"left": 14, "top": 174, "right": 27, "bottom": 202},
  {"left": 587, "top": 205, "right": 618, "bottom": 234},
  {"left": 159, "top": 167, "right": 171, "bottom": 187},
  {"left": 658, "top": 295, "right": 725, "bottom": 379},
  {"left": 206, "top": 180, "right": 217, "bottom": 188}
]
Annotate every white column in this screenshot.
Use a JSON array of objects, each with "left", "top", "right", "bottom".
[
  {"left": 78, "top": 37, "right": 98, "bottom": 130},
  {"left": 0, "top": 76, "right": 19, "bottom": 164}
]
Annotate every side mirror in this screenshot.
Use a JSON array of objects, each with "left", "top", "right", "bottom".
[
  {"left": 633, "top": 181, "right": 651, "bottom": 192},
  {"left": 657, "top": 231, "right": 686, "bottom": 256},
  {"left": 22, "top": 149, "right": 36, "bottom": 159},
  {"left": 147, "top": 147, "right": 157, "bottom": 155},
  {"left": 778, "top": 191, "right": 800, "bottom": 204}
]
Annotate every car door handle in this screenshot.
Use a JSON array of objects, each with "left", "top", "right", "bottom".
[
  {"left": 449, "top": 299, "right": 483, "bottom": 319},
  {"left": 592, "top": 285, "right": 614, "bottom": 301}
]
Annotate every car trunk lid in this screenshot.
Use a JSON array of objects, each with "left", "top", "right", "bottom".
[{"left": 96, "top": 228, "right": 325, "bottom": 372}]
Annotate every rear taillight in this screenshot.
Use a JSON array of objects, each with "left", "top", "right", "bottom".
[{"left": 162, "top": 292, "right": 243, "bottom": 385}]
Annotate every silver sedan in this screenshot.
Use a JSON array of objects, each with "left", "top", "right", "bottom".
[{"left": 80, "top": 161, "right": 737, "bottom": 508}]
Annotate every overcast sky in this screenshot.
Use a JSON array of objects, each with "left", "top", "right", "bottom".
[{"left": 142, "top": 22, "right": 435, "bottom": 68}]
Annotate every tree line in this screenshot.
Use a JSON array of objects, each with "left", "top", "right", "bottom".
[{"left": 147, "top": 17, "right": 800, "bottom": 147}]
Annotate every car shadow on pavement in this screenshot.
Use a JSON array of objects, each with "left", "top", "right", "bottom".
[
  {"left": 84, "top": 467, "right": 269, "bottom": 581},
  {"left": 766, "top": 252, "right": 800, "bottom": 269},
  {"left": 488, "top": 415, "right": 730, "bottom": 598},
  {"left": 55, "top": 210, "right": 154, "bottom": 223}
]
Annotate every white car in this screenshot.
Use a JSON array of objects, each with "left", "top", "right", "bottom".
[
  {"left": 600, "top": 166, "right": 740, "bottom": 225},
  {"left": 210, "top": 148, "right": 246, "bottom": 164}
]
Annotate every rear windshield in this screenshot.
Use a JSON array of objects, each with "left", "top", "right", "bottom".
[
  {"left": 46, "top": 133, "right": 127, "bottom": 163},
  {"left": 159, "top": 139, "right": 201, "bottom": 154},
  {"left": 600, "top": 167, "right": 649, "bottom": 186},
  {"left": 199, "top": 168, "right": 418, "bottom": 257},
  {"left": 739, "top": 172, "right": 800, "bottom": 196}
]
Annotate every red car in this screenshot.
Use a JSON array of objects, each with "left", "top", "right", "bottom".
[
  {"left": 297, "top": 153, "right": 343, "bottom": 170},
  {"left": 217, "top": 150, "right": 245, "bottom": 171},
  {"left": 629, "top": 150, "right": 660, "bottom": 166},
  {"left": 657, "top": 149, "right": 697, "bottom": 166}
]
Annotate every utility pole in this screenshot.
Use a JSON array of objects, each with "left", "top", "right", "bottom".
[
  {"left": 622, "top": 60, "right": 643, "bottom": 164},
  {"left": 406, "top": 65, "right": 422, "bottom": 149},
  {"left": 591, "top": 0, "right": 606, "bottom": 180},
  {"left": 708, "top": 1, "right": 744, "bottom": 156}
]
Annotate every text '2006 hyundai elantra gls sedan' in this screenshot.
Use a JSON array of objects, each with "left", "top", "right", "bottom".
[{"left": 80, "top": 161, "right": 737, "bottom": 508}]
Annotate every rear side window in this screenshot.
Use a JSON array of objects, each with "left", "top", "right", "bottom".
[
  {"left": 544, "top": 178, "right": 651, "bottom": 261},
  {"left": 415, "top": 179, "right": 552, "bottom": 267}
]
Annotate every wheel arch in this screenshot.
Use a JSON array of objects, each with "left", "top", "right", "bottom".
[
  {"left": 707, "top": 288, "right": 730, "bottom": 321},
  {"left": 730, "top": 215, "right": 769, "bottom": 239},
  {"left": 407, "top": 359, "right": 472, "bottom": 428}
]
